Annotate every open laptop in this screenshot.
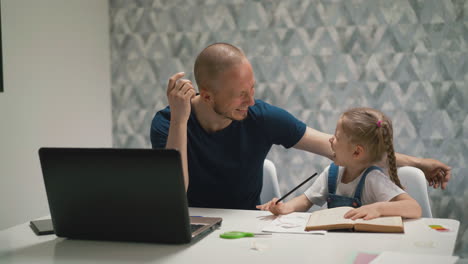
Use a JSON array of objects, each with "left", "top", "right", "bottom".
[{"left": 38, "top": 147, "right": 222, "bottom": 244}]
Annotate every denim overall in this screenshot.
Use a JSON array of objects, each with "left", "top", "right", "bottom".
[{"left": 327, "top": 163, "right": 383, "bottom": 209}]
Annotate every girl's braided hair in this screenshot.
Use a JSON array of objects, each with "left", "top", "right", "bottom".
[{"left": 341, "top": 107, "right": 403, "bottom": 189}]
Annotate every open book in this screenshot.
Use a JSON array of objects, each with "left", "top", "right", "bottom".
[{"left": 305, "top": 206, "right": 404, "bottom": 233}]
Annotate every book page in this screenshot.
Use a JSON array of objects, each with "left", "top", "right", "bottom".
[
  {"left": 354, "top": 216, "right": 404, "bottom": 233},
  {"left": 354, "top": 216, "right": 402, "bottom": 227},
  {"left": 306, "top": 207, "right": 354, "bottom": 229}
]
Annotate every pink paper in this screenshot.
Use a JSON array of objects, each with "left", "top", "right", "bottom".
[{"left": 353, "top": 252, "right": 379, "bottom": 264}]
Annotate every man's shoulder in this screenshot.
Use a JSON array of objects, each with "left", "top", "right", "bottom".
[
  {"left": 249, "top": 99, "right": 282, "bottom": 114},
  {"left": 154, "top": 105, "right": 171, "bottom": 117},
  {"left": 251, "top": 99, "right": 277, "bottom": 108},
  {"left": 151, "top": 106, "right": 171, "bottom": 126},
  {"left": 150, "top": 106, "right": 171, "bottom": 145}
]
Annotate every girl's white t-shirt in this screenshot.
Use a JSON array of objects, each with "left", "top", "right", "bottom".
[{"left": 304, "top": 165, "right": 405, "bottom": 207}]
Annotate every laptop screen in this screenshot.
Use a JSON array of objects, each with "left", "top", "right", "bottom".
[{"left": 39, "top": 148, "right": 202, "bottom": 243}]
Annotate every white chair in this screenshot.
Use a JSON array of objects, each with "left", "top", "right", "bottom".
[
  {"left": 397, "top": 166, "right": 433, "bottom": 218},
  {"left": 260, "top": 159, "right": 282, "bottom": 204}
]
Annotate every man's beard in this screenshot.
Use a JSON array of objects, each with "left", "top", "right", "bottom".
[{"left": 212, "top": 101, "right": 247, "bottom": 121}]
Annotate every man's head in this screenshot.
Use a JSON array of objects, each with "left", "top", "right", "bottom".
[
  {"left": 194, "top": 43, "right": 246, "bottom": 92},
  {"left": 194, "top": 43, "right": 255, "bottom": 121}
]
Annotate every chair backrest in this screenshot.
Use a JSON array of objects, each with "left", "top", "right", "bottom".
[
  {"left": 260, "top": 159, "right": 282, "bottom": 204},
  {"left": 397, "top": 166, "right": 432, "bottom": 218}
]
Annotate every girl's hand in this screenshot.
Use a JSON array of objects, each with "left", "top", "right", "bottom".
[
  {"left": 344, "top": 204, "right": 382, "bottom": 220},
  {"left": 256, "top": 198, "right": 295, "bottom": 215}
]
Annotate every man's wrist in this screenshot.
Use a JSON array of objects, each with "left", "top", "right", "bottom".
[
  {"left": 413, "top": 157, "right": 424, "bottom": 169},
  {"left": 169, "top": 119, "right": 188, "bottom": 129},
  {"left": 395, "top": 153, "right": 423, "bottom": 168}
]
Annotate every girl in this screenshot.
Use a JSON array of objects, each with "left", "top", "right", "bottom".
[{"left": 257, "top": 107, "right": 422, "bottom": 220}]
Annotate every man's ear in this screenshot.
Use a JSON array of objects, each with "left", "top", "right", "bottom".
[
  {"left": 353, "top": 145, "right": 365, "bottom": 159},
  {"left": 199, "top": 88, "right": 213, "bottom": 103}
]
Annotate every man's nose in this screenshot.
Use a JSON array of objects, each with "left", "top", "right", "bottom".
[
  {"left": 247, "top": 89, "right": 255, "bottom": 106},
  {"left": 247, "top": 95, "right": 255, "bottom": 106}
]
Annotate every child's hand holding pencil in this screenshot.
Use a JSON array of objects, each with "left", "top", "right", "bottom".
[
  {"left": 256, "top": 197, "right": 296, "bottom": 215},
  {"left": 256, "top": 173, "right": 318, "bottom": 215}
]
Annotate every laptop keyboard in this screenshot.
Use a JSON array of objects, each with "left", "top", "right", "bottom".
[{"left": 190, "top": 224, "right": 205, "bottom": 233}]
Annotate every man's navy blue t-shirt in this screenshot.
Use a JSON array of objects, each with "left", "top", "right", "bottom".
[{"left": 150, "top": 99, "right": 306, "bottom": 210}]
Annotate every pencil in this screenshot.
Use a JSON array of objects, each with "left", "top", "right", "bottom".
[{"left": 275, "top": 172, "right": 318, "bottom": 204}]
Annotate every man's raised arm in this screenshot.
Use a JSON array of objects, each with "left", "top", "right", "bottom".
[
  {"left": 165, "top": 72, "right": 196, "bottom": 191},
  {"left": 294, "top": 127, "right": 451, "bottom": 189}
]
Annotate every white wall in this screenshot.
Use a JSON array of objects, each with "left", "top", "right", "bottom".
[{"left": 0, "top": 0, "right": 112, "bottom": 230}]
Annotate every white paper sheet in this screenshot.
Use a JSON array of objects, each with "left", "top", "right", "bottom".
[
  {"left": 370, "top": 251, "right": 458, "bottom": 264},
  {"left": 261, "top": 212, "right": 326, "bottom": 235}
]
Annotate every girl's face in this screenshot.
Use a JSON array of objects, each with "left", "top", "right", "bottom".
[{"left": 329, "top": 118, "right": 355, "bottom": 166}]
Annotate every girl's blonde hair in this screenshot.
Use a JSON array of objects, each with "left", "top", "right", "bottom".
[{"left": 340, "top": 107, "right": 403, "bottom": 189}]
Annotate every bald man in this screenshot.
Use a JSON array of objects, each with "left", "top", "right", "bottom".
[{"left": 150, "top": 43, "right": 451, "bottom": 210}]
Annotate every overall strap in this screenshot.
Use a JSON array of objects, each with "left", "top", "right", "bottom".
[
  {"left": 328, "top": 163, "right": 339, "bottom": 194},
  {"left": 354, "top": 166, "right": 383, "bottom": 199}
]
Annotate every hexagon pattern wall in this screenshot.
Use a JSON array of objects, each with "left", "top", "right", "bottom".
[{"left": 109, "top": 0, "right": 467, "bottom": 258}]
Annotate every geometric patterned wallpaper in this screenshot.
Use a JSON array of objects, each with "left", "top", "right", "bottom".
[{"left": 109, "top": 0, "right": 467, "bottom": 258}]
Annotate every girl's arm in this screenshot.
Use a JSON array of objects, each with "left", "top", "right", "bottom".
[
  {"left": 256, "top": 194, "right": 313, "bottom": 215},
  {"left": 343, "top": 193, "right": 422, "bottom": 220}
]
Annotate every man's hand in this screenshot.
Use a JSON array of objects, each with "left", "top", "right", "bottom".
[
  {"left": 395, "top": 154, "right": 452, "bottom": 190},
  {"left": 167, "top": 72, "right": 196, "bottom": 123},
  {"left": 419, "top": 158, "right": 451, "bottom": 190}
]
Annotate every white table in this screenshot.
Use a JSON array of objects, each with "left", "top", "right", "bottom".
[{"left": 0, "top": 208, "right": 460, "bottom": 263}]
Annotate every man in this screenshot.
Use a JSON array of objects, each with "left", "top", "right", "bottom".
[{"left": 151, "top": 43, "right": 451, "bottom": 210}]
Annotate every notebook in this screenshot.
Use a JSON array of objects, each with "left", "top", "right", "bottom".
[{"left": 38, "top": 147, "right": 222, "bottom": 244}]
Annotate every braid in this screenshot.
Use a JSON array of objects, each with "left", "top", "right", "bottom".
[
  {"left": 342, "top": 107, "right": 404, "bottom": 189},
  {"left": 381, "top": 122, "right": 403, "bottom": 189}
]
